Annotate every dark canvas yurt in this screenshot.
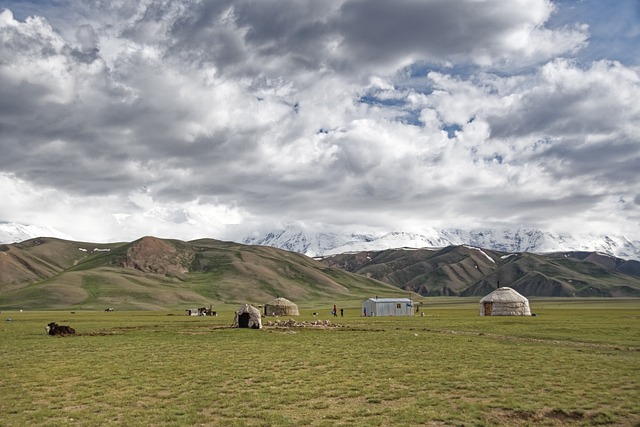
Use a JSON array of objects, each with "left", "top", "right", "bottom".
[
  {"left": 264, "top": 297, "right": 299, "bottom": 316},
  {"left": 479, "top": 287, "right": 531, "bottom": 316},
  {"left": 232, "top": 304, "right": 262, "bottom": 329}
]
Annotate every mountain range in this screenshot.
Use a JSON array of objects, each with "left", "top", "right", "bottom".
[
  {"left": 242, "top": 226, "right": 640, "bottom": 261},
  {"left": 1, "top": 234, "right": 639, "bottom": 310},
  {"left": 3, "top": 221, "right": 639, "bottom": 261},
  {"left": 319, "top": 245, "right": 640, "bottom": 298},
  {"left": 0, "top": 236, "right": 398, "bottom": 310}
]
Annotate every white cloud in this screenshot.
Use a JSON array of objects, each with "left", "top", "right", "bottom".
[
  {"left": 0, "top": 1, "right": 638, "bottom": 242},
  {"left": 0, "top": 172, "right": 245, "bottom": 242}
]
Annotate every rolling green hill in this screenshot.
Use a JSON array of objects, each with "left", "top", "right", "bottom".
[
  {"left": 319, "top": 245, "right": 640, "bottom": 297},
  {"left": 4, "top": 237, "right": 639, "bottom": 310},
  {"left": 0, "top": 236, "right": 402, "bottom": 310}
]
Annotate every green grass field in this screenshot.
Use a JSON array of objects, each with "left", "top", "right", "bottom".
[{"left": 1, "top": 299, "right": 638, "bottom": 426}]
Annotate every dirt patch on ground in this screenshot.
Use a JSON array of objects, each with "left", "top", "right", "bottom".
[
  {"left": 486, "top": 408, "right": 572, "bottom": 425},
  {"left": 79, "top": 331, "right": 119, "bottom": 336},
  {"left": 485, "top": 407, "right": 631, "bottom": 426},
  {"left": 419, "top": 327, "right": 639, "bottom": 352}
]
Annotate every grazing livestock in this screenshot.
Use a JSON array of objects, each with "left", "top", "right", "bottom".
[
  {"left": 105, "top": 308, "right": 114, "bottom": 312},
  {"left": 46, "top": 322, "right": 75, "bottom": 336},
  {"left": 197, "top": 307, "right": 217, "bottom": 316}
]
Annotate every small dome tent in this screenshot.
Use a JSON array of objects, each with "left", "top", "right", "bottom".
[
  {"left": 479, "top": 287, "right": 531, "bottom": 316},
  {"left": 264, "top": 297, "right": 299, "bottom": 316},
  {"left": 232, "top": 304, "right": 262, "bottom": 329}
]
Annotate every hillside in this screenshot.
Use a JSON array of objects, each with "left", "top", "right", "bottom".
[
  {"left": 319, "top": 246, "right": 640, "bottom": 297},
  {"left": 0, "top": 237, "right": 401, "bottom": 310}
]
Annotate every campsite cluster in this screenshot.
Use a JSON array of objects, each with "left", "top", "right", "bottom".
[
  {"left": 226, "top": 289, "right": 532, "bottom": 331},
  {"left": 44, "top": 288, "right": 532, "bottom": 336},
  {"left": 233, "top": 289, "right": 532, "bottom": 330}
]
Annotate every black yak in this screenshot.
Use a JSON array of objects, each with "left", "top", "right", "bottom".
[{"left": 46, "top": 322, "right": 75, "bottom": 335}]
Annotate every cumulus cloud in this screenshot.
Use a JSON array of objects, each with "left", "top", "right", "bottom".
[
  {"left": 0, "top": 1, "right": 638, "bottom": 241},
  {"left": 333, "top": 0, "right": 587, "bottom": 70}
]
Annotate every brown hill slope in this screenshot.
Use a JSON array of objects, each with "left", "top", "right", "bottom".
[
  {"left": 0, "top": 238, "right": 119, "bottom": 291},
  {"left": 0, "top": 237, "right": 400, "bottom": 310},
  {"left": 320, "top": 246, "right": 640, "bottom": 297}
]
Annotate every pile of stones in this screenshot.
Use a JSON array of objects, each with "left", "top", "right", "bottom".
[{"left": 264, "top": 319, "right": 341, "bottom": 328}]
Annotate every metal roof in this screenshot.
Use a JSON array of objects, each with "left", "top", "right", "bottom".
[{"left": 365, "top": 298, "right": 412, "bottom": 303}]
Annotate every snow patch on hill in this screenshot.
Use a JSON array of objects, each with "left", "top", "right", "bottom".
[{"left": 463, "top": 245, "right": 496, "bottom": 263}]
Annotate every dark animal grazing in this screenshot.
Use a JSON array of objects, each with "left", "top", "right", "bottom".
[
  {"left": 46, "top": 322, "right": 75, "bottom": 336},
  {"left": 105, "top": 308, "right": 114, "bottom": 312},
  {"left": 312, "top": 312, "right": 318, "bottom": 316},
  {"left": 197, "top": 307, "right": 217, "bottom": 316}
]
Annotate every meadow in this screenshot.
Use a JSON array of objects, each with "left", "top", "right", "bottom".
[{"left": 0, "top": 298, "right": 638, "bottom": 426}]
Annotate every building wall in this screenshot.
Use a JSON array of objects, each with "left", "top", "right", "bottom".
[
  {"left": 265, "top": 305, "right": 299, "bottom": 316},
  {"left": 479, "top": 301, "right": 531, "bottom": 316},
  {"left": 362, "top": 299, "right": 413, "bottom": 316}
]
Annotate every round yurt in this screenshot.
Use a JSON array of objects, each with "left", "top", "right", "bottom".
[
  {"left": 264, "top": 297, "right": 299, "bottom": 316},
  {"left": 232, "top": 304, "right": 262, "bottom": 329},
  {"left": 479, "top": 287, "right": 531, "bottom": 316}
]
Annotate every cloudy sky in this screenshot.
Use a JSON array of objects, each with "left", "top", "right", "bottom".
[{"left": 1, "top": 0, "right": 639, "bottom": 242}]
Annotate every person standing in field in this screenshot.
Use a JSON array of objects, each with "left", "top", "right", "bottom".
[
  {"left": 340, "top": 308, "right": 344, "bottom": 317},
  {"left": 333, "top": 304, "right": 337, "bottom": 317}
]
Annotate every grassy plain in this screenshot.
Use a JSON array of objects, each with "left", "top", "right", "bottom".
[{"left": 1, "top": 298, "right": 639, "bottom": 426}]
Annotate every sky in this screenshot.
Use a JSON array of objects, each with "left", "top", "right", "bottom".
[{"left": 0, "top": 0, "right": 639, "bottom": 243}]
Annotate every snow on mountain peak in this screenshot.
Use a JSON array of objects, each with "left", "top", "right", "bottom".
[
  {"left": 242, "top": 225, "right": 640, "bottom": 261},
  {"left": 0, "top": 222, "right": 74, "bottom": 243},
  {"left": 242, "top": 225, "right": 379, "bottom": 257},
  {"left": 2, "top": 220, "right": 639, "bottom": 262}
]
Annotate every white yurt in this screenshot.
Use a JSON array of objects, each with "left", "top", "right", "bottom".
[
  {"left": 232, "top": 304, "right": 263, "bottom": 329},
  {"left": 264, "top": 297, "right": 299, "bottom": 316},
  {"left": 479, "top": 287, "right": 531, "bottom": 316}
]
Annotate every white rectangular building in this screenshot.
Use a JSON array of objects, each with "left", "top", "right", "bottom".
[{"left": 362, "top": 297, "right": 414, "bottom": 317}]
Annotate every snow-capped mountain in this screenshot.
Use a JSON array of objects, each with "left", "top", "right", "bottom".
[
  {"left": 243, "top": 225, "right": 640, "bottom": 261},
  {"left": 242, "top": 227, "right": 381, "bottom": 257},
  {"left": 0, "top": 222, "right": 74, "bottom": 243},
  {"left": 439, "top": 228, "right": 640, "bottom": 260},
  {"left": 324, "top": 230, "right": 451, "bottom": 256}
]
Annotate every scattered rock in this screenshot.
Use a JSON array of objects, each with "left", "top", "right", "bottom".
[{"left": 264, "top": 319, "right": 341, "bottom": 329}]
